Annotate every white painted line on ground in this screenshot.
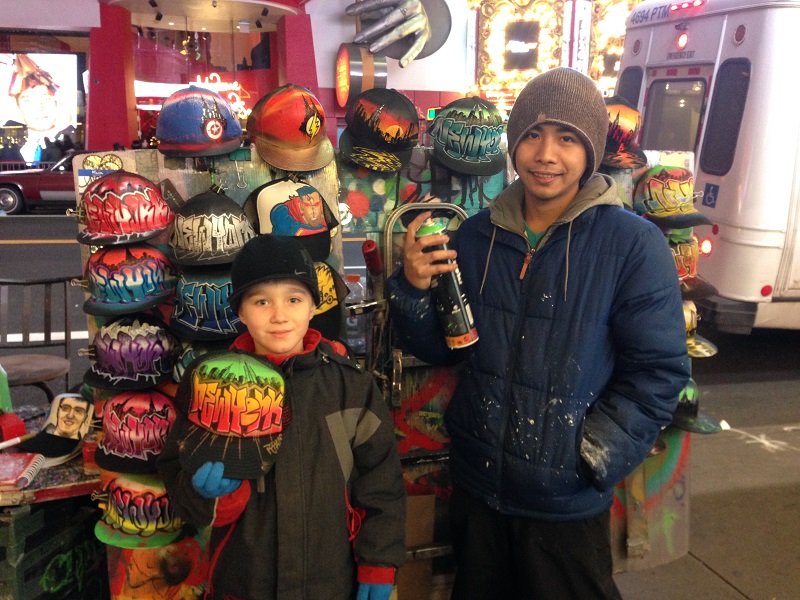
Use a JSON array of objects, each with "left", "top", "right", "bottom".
[{"left": 3, "top": 331, "right": 90, "bottom": 343}]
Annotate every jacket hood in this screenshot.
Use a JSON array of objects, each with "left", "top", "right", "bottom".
[{"left": 489, "top": 173, "right": 622, "bottom": 237}]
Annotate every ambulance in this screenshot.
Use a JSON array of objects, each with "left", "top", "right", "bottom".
[{"left": 616, "top": 0, "right": 800, "bottom": 333}]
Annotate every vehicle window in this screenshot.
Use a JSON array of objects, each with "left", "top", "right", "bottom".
[
  {"left": 617, "top": 67, "right": 643, "bottom": 106},
  {"left": 641, "top": 78, "right": 706, "bottom": 152},
  {"left": 699, "top": 58, "right": 750, "bottom": 176}
]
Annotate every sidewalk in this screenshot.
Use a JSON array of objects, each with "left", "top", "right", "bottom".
[{"left": 614, "top": 375, "right": 800, "bottom": 600}]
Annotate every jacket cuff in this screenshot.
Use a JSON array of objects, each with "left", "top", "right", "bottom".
[
  {"left": 357, "top": 565, "right": 397, "bottom": 585},
  {"left": 212, "top": 480, "right": 251, "bottom": 526},
  {"left": 395, "top": 268, "right": 432, "bottom": 299}
]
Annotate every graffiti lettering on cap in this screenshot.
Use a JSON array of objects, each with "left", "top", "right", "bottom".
[
  {"left": 105, "top": 485, "right": 179, "bottom": 536},
  {"left": 174, "top": 279, "right": 241, "bottom": 336},
  {"left": 429, "top": 118, "right": 503, "bottom": 164},
  {"left": 188, "top": 365, "right": 284, "bottom": 437},
  {"left": 102, "top": 394, "right": 175, "bottom": 460},
  {"left": 172, "top": 213, "right": 254, "bottom": 257}
]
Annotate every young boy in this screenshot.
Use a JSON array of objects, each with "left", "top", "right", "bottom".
[{"left": 158, "top": 234, "right": 406, "bottom": 600}]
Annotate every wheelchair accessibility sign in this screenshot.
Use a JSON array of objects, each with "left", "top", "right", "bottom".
[{"left": 702, "top": 183, "right": 719, "bottom": 208}]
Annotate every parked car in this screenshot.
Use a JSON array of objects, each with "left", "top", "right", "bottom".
[{"left": 0, "top": 150, "right": 77, "bottom": 214}]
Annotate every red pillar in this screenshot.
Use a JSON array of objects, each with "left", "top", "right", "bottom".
[
  {"left": 86, "top": 3, "right": 138, "bottom": 151},
  {"left": 276, "top": 14, "right": 319, "bottom": 95}
]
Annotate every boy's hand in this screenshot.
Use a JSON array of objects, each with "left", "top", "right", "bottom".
[
  {"left": 402, "top": 211, "right": 458, "bottom": 290},
  {"left": 192, "top": 462, "right": 242, "bottom": 498},
  {"left": 356, "top": 583, "right": 393, "bottom": 600}
]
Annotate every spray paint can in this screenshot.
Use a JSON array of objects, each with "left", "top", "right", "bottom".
[{"left": 417, "top": 218, "right": 479, "bottom": 349}]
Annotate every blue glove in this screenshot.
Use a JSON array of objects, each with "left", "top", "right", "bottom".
[
  {"left": 191, "top": 461, "right": 242, "bottom": 499},
  {"left": 356, "top": 583, "right": 393, "bottom": 600}
]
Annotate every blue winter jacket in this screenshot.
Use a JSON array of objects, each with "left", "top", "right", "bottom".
[{"left": 387, "top": 174, "right": 690, "bottom": 520}]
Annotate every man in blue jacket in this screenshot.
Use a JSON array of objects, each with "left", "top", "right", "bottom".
[{"left": 386, "top": 67, "right": 690, "bottom": 599}]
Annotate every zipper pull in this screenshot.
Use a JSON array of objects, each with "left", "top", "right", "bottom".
[{"left": 519, "top": 251, "right": 533, "bottom": 279}]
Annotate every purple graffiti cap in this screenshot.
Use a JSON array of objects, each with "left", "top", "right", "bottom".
[
  {"left": 83, "top": 316, "right": 181, "bottom": 391},
  {"left": 168, "top": 187, "right": 256, "bottom": 266}
]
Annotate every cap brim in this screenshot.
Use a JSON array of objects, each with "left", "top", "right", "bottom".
[
  {"left": 94, "top": 445, "right": 158, "bottom": 474},
  {"left": 253, "top": 135, "right": 334, "bottom": 172},
  {"left": 687, "top": 332, "right": 718, "bottom": 358},
  {"left": 177, "top": 420, "right": 281, "bottom": 480},
  {"left": 680, "top": 275, "right": 718, "bottom": 301},
  {"left": 18, "top": 432, "right": 80, "bottom": 458},
  {"left": 83, "top": 290, "right": 174, "bottom": 317},
  {"left": 647, "top": 210, "right": 714, "bottom": 228},
  {"left": 361, "top": 0, "right": 452, "bottom": 61},
  {"left": 671, "top": 412, "right": 722, "bottom": 434},
  {"left": 602, "top": 146, "right": 648, "bottom": 170},
  {"left": 157, "top": 137, "right": 243, "bottom": 158},
  {"left": 77, "top": 228, "right": 164, "bottom": 247},
  {"left": 339, "top": 129, "right": 412, "bottom": 172},
  {"left": 94, "top": 518, "right": 182, "bottom": 549},
  {"left": 83, "top": 365, "right": 173, "bottom": 391}
]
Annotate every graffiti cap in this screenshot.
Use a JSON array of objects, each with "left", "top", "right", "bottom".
[
  {"left": 339, "top": 88, "right": 419, "bottom": 172},
  {"left": 429, "top": 96, "right": 505, "bottom": 176},
  {"left": 174, "top": 350, "right": 287, "bottom": 479},
  {"left": 248, "top": 83, "right": 334, "bottom": 172}
]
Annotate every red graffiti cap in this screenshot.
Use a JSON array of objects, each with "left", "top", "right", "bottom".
[{"left": 95, "top": 390, "right": 178, "bottom": 474}]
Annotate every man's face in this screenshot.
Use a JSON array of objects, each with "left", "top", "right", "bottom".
[
  {"left": 514, "top": 123, "right": 588, "bottom": 208},
  {"left": 299, "top": 191, "right": 323, "bottom": 226},
  {"left": 17, "top": 85, "right": 57, "bottom": 133},
  {"left": 56, "top": 398, "right": 89, "bottom": 438}
]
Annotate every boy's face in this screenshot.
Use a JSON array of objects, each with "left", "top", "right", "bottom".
[
  {"left": 237, "top": 279, "right": 316, "bottom": 357},
  {"left": 514, "top": 122, "right": 588, "bottom": 208}
]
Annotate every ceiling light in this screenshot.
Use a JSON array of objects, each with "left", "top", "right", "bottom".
[
  {"left": 148, "top": 0, "right": 158, "bottom": 7},
  {"left": 155, "top": 11, "right": 163, "bottom": 21}
]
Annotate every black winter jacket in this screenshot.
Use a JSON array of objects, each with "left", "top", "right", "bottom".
[
  {"left": 157, "top": 330, "right": 406, "bottom": 600},
  {"left": 387, "top": 174, "right": 690, "bottom": 520}
]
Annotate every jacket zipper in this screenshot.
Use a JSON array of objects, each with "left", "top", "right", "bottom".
[{"left": 495, "top": 241, "right": 537, "bottom": 493}]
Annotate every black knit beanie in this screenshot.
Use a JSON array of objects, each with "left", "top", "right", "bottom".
[
  {"left": 229, "top": 234, "right": 320, "bottom": 313},
  {"left": 506, "top": 67, "right": 609, "bottom": 185}
]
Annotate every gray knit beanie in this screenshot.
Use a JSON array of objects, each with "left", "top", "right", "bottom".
[{"left": 507, "top": 67, "right": 609, "bottom": 185}]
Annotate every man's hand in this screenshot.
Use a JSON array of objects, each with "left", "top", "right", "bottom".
[
  {"left": 402, "top": 211, "right": 458, "bottom": 290},
  {"left": 345, "top": 0, "right": 431, "bottom": 67},
  {"left": 192, "top": 462, "right": 242, "bottom": 499}
]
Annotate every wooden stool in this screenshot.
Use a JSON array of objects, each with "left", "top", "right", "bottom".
[{"left": 1, "top": 354, "right": 71, "bottom": 402}]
